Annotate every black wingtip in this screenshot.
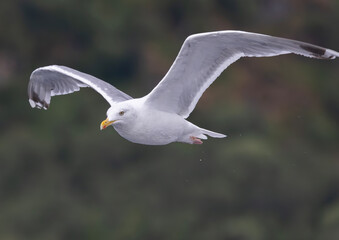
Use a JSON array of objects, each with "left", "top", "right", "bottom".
[
  {"left": 299, "top": 44, "right": 327, "bottom": 58},
  {"left": 30, "top": 91, "right": 50, "bottom": 109}
]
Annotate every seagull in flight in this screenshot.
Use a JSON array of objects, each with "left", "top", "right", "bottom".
[{"left": 28, "top": 31, "right": 339, "bottom": 145}]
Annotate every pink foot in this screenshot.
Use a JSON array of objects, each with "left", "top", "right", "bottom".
[{"left": 190, "top": 136, "right": 203, "bottom": 144}]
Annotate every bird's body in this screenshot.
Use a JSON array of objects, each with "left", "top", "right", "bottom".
[
  {"left": 104, "top": 98, "right": 224, "bottom": 145},
  {"left": 115, "top": 105, "right": 186, "bottom": 145},
  {"left": 112, "top": 98, "right": 183, "bottom": 145},
  {"left": 27, "top": 30, "right": 339, "bottom": 145}
]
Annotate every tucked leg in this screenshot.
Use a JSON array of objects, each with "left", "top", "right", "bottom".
[{"left": 190, "top": 136, "right": 203, "bottom": 144}]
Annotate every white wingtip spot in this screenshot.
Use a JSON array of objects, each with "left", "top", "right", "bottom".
[
  {"left": 36, "top": 102, "right": 43, "bottom": 109},
  {"left": 29, "top": 99, "right": 36, "bottom": 108}
]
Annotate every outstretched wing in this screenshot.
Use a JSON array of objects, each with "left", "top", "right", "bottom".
[
  {"left": 28, "top": 65, "right": 132, "bottom": 109},
  {"left": 145, "top": 31, "right": 339, "bottom": 118}
]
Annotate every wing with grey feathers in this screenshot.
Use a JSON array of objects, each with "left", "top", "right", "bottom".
[
  {"left": 28, "top": 65, "right": 132, "bottom": 109},
  {"left": 145, "top": 30, "right": 339, "bottom": 118}
]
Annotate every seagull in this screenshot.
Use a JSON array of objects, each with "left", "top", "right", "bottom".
[{"left": 28, "top": 31, "right": 339, "bottom": 145}]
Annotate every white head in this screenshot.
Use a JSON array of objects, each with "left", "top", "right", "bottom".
[{"left": 100, "top": 102, "right": 136, "bottom": 130}]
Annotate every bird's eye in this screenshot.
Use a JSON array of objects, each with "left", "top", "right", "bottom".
[{"left": 119, "top": 111, "right": 125, "bottom": 116}]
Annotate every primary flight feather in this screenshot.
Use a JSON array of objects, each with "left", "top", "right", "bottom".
[{"left": 28, "top": 31, "right": 339, "bottom": 145}]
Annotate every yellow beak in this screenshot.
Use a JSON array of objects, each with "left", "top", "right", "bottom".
[{"left": 100, "top": 118, "right": 115, "bottom": 130}]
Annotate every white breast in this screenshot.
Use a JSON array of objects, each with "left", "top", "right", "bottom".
[{"left": 114, "top": 106, "right": 189, "bottom": 145}]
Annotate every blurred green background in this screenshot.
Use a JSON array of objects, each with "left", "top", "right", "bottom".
[{"left": 1, "top": 0, "right": 339, "bottom": 239}]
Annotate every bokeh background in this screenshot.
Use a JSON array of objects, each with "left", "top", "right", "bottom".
[{"left": 1, "top": 0, "right": 339, "bottom": 239}]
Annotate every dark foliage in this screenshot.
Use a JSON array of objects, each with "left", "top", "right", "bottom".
[{"left": 0, "top": 0, "right": 339, "bottom": 239}]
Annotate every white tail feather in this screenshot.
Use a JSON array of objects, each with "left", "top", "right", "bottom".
[{"left": 200, "top": 128, "right": 227, "bottom": 138}]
